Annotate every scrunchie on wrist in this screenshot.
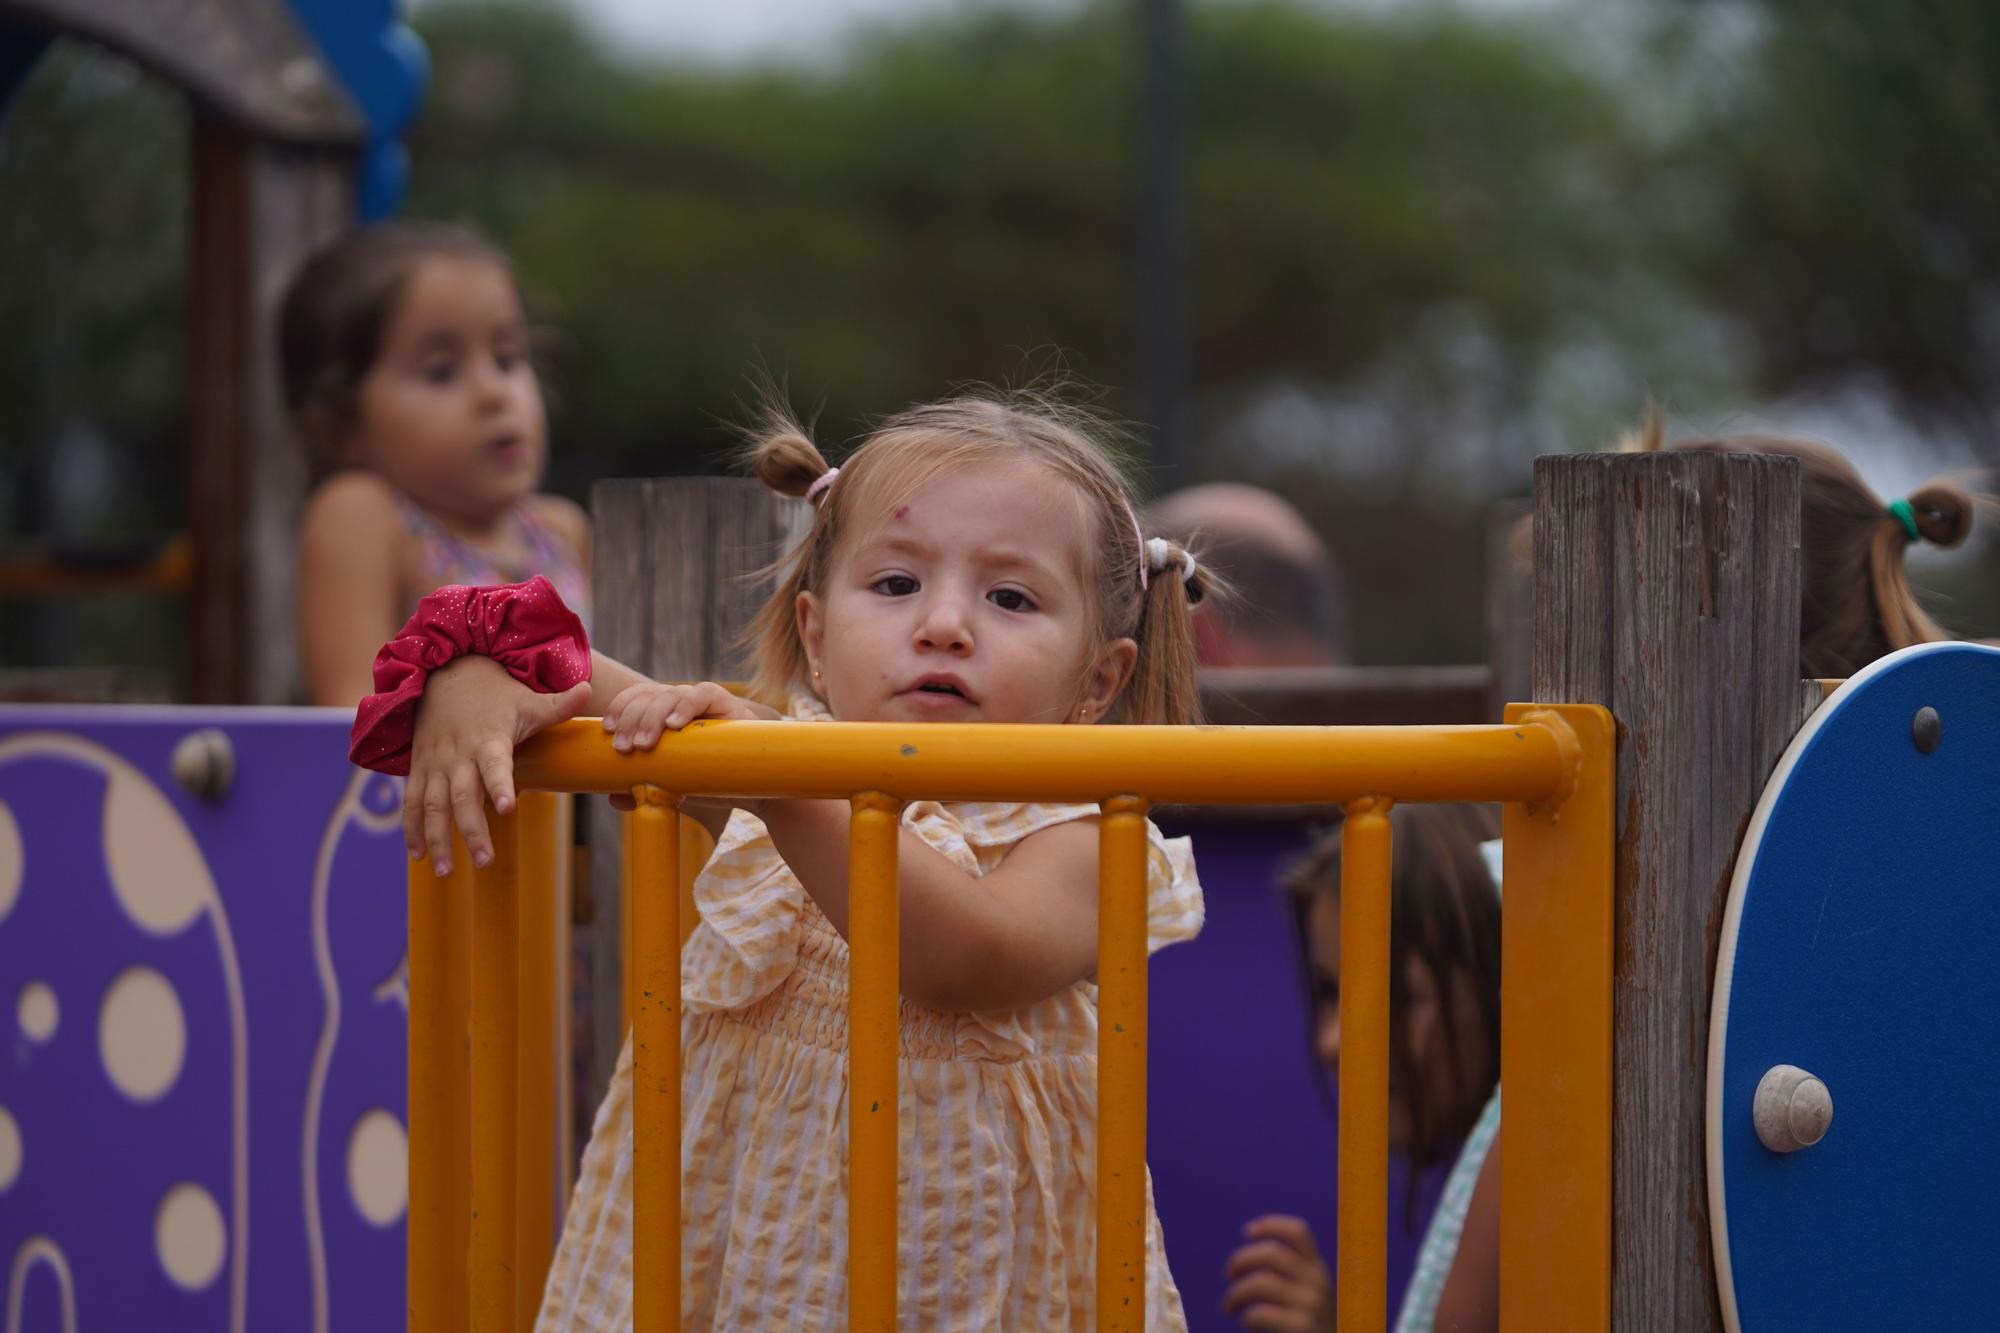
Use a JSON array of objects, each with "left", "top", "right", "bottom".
[{"left": 348, "top": 575, "right": 592, "bottom": 776}]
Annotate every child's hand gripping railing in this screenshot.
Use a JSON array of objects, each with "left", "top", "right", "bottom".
[{"left": 406, "top": 704, "right": 1614, "bottom": 1333}]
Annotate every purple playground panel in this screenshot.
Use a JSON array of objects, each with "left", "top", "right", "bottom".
[
  {"left": 0, "top": 710, "right": 1439, "bottom": 1331},
  {"left": 0, "top": 707, "right": 408, "bottom": 1333},
  {"left": 1153, "top": 816, "right": 1449, "bottom": 1332}
]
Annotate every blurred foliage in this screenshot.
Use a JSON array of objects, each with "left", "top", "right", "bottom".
[
  {"left": 1673, "top": 0, "right": 2000, "bottom": 443},
  {"left": 407, "top": 0, "right": 1682, "bottom": 494},
  {"left": 0, "top": 0, "right": 1993, "bottom": 676}
]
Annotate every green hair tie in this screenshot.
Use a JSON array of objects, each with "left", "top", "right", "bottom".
[{"left": 1888, "top": 498, "right": 1922, "bottom": 543}]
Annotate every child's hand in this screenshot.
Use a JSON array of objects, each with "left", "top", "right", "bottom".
[
  {"left": 601, "top": 680, "right": 773, "bottom": 753},
  {"left": 403, "top": 655, "right": 593, "bottom": 876},
  {"left": 1221, "top": 1215, "right": 1335, "bottom": 1331},
  {"left": 601, "top": 682, "right": 780, "bottom": 823}
]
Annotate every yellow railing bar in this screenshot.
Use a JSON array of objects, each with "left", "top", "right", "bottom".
[
  {"left": 1096, "top": 796, "right": 1150, "bottom": 1331},
  {"left": 1500, "top": 704, "right": 1615, "bottom": 1329},
  {"left": 413, "top": 707, "right": 1612, "bottom": 1333},
  {"left": 470, "top": 807, "right": 521, "bottom": 1331},
  {"left": 629, "top": 788, "right": 682, "bottom": 1332},
  {"left": 514, "top": 793, "right": 561, "bottom": 1327},
  {"left": 514, "top": 720, "right": 1577, "bottom": 807},
  {"left": 1335, "top": 798, "right": 1393, "bottom": 1333},
  {"left": 848, "top": 793, "right": 904, "bottom": 1330},
  {"left": 409, "top": 841, "right": 471, "bottom": 1331}
]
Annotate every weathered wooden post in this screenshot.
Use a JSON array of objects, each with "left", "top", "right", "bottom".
[
  {"left": 584, "top": 477, "right": 808, "bottom": 1114},
  {"left": 1533, "top": 450, "right": 1804, "bottom": 1328}
]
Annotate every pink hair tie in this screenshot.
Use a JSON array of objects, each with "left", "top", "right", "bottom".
[
  {"left": 805, "top": 467, "right": 841, "bottom": 507},
  {"left": 1124, "top": 499, "right": 1148, "bottom": 590}
]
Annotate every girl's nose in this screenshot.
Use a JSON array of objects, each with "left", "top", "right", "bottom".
[{"left": 914, "top": 596, "right": 973, "bottom": 654}]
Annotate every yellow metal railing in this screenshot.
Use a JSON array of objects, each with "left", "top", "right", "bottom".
[{"left": 407, "top": 704, "right": 1615, "bottom": 1332}]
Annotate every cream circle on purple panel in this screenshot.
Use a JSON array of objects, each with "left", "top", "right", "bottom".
[
  {"left": 154, "top": 1181, "right": 226, "bottom": 1290},
  {"left": 346, "top": 1108, "right": 409, "bottom": 1225},
  {"left": 0, "top": 797, "right": 19, "bottom": 924},
  {"left": 98, "top": 966, "right": 186, "bottom": 1101},
  {"left": 103, "top": 768, "right": 212, "bottom": 934},
  {"left": 0, "top": 1104, "right": 19, "bottom": 1192},
  {"left": 17, "top": 980, "right": 57, "bottom": 1042}
]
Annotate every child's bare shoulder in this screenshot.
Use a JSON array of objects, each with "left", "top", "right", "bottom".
[
  {"left": 303, "top": 469, "right": 405, "bottom": 531},
  {"left": 300, "top": 471, "right": 407, "bottom": 573}
]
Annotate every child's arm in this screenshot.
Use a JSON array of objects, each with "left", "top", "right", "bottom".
[
  {"left": 299, "top": 473, "right": 408, "bottom": 707},
  {"left": 756, "top": 800, "right": 1104, "bottom": 1012},
  {"left": 403, "top": 657, "right": 786, "bottom": 871}
]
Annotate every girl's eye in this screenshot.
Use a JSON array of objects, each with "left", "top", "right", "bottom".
[
  {"left": 1314, "top": 978, "right": 1339, "bottom": 1009},
  {"left": 873, "top": 575, "right": 918, "bottom": 597},
  {"left": 988, "top": 587, "right": 1035, "bottom": 612},
  {"left": 420, "top": 359, "right": 458, "bottom": 385}
]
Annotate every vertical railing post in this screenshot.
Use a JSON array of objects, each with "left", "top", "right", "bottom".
[
  {"left": 1096, "top": 795, "right": 1151, "bottom": 1331},
  {"left": 1334, "top": 798, "right": 1392, "bottom": 1333},
  {"left": 629, "top": 788, "right": 682, "bottom": 1333},
  {"left": 1500, "top": 704, "right": 1615, "bottom": 1328},
  {"left": 848, "top": 792, "right": 903, "bottom": 1332},
  {"left": 470, "top": 808, "right": 522, "bottom": 1331},
  {"left": 409, "top": 842, "right": 471, "bottom": 1331},
  {"left": 514, "top": 792, "right": 563, "bottom": 1325},
  {"left": 1532, "top": 451, "right": 1803, "bottom": 1329}
]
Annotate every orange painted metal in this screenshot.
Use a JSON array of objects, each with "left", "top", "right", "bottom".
[
  {"left": 629, "top": 788, "right": 682, "bottom": 1332},
  {"left": 1096, "top": 796, "right": 1151, "bottom": 1332},
  {"left": 847, "top": 793, "right": 904, "bottom": 1332},
  {"left": 1335, "top": 798, "right": 1393, "bottom": 1333},
  {"left": 470, "top": 808, "right": 521, "bottom": 1331},
  {"left": 407, "top": 843, "right": 469, "bottom": 1331},
  {"left": 514, "top": 793, "right": 561, "bottom": 1326},
  {"left": 1500, "top": 704, "right": 1614, "bottom": 1332}
]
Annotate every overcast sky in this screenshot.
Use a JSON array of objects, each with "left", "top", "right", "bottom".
[
  {"left": 557, "top": 0, "right": 1090, "bottom": 64},
  {"left": 548, "top": 0, "right": 1558, "bottom": 65}
]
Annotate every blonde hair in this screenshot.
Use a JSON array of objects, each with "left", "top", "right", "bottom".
[
  {"left": 1629, "top": 410, "right": 1981, "bottom": 676},
  {"left": 742, "top": 392, "right": 1221, "bottom": 723}
]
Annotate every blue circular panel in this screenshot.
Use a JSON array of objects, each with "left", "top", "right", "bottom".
[{"left": 1710, "top": 643, "right": 2000, "bottom": 1329}]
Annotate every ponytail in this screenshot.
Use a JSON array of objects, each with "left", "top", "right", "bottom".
[
  {"left": 1120, "top": 538, "right": 1225, "bottom": 726},
  {"left": 738, "top": 406, "right": 838, "bottom": 706},
  {"left": 1868, "top": 475, "right": 1977, "bottom": 657}
]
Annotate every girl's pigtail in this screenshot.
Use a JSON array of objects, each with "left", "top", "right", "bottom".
[
  {"left": 1122, "top": 539, "right": 1225, "bottom": 726},
  {"left": 738, "top": 409, "right": 835, "bottom": 706},
  {"left": 1869, "top": 474, "right": 1979, "bottom": 654}
]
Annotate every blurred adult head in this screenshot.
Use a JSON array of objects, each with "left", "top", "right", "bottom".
[{"left": 1145, "top": 483, "right": 1348, "bottom": 667}]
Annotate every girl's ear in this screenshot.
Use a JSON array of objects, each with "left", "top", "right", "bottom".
[
  {"left": 1080, "top": 636, "right": 1138, "bottom": 718},
  {"left": 796, "top": 590, "right": 826, "bottom": 681}
]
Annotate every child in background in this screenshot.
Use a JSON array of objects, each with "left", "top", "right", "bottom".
[
  {"left": 1641, "top": 416, "right": 1984, "bottom": 674},
  {"left": 284, "top": 222, "right": 591, "bottom": 707},
  {"left": 353, "top": 392, "right": 1219, "bottom": 1329},
  {"left": 1225, "top": 804, "right": 1502, "bottom": 1333}
]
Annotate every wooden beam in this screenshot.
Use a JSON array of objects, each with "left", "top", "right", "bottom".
[
  {"left": 584, "top": 478, "right": 809, "bottom": 1116},
  {"left": 1197, "top": 664, "right": 1492, "bottom": 727},
  {"left": 0, "top": 0, "right": 364, "bottom": 143},
  {"left": 1532, "top": 451, "right": 1802, "bottom": 1330}
]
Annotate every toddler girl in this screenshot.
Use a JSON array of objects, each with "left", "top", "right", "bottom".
[
  {"left": 356, "top": 393, "right": 1218, "bottom": 1329},
  {"left": 283, "top": 221, "right": 590, "bottom": 707}
]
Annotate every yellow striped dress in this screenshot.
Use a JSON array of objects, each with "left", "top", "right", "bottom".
[{"left": 535, "top": 703, "right": 1205, "bottom": 1330}]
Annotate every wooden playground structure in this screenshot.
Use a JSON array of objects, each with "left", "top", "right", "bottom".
[{"left": 400, "top": 449, "right": 1810, "bottom": 1331}]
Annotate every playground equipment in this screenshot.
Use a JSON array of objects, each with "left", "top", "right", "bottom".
[
  {"left": 1709, "top": 641, "right": 2000, "bottom": 1329},
  {"left": 0, "top": 0, "right": 423, "bottom": 702},
  {"left": 410, "top": 707, "right": 1613, "bottom": 1332},
  {"left": 12, "top": 448, "right": 1928, "bottom": 1331}
]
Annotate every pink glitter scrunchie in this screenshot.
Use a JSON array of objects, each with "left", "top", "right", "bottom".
[{"left": 347, "top": 576, "right": 591, "bottom": 776}]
